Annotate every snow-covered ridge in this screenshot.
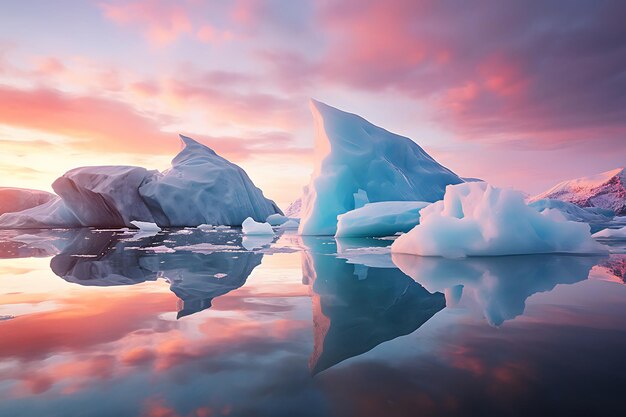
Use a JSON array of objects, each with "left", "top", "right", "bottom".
[{"left": 530, "top": 168, "right": 626, "bottom": 215}]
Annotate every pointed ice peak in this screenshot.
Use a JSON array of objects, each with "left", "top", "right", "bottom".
[
  {"left": 299, "top": 100, "right": 463, "bottom": 235},
  {"left": 178, "top": 134, "right": 217, "bottom": 156},
  {"left": 173, "top": 134, "right": 220, "bottom": 167}
]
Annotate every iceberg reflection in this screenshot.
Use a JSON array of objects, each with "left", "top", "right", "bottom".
[
  {"left": 301, "top": 237, "right": 445, "bottom": 374},
  {"left": 49, "top": 229, "right": 263, "bottom": 318},
  {"left": 392, "top": 253, "right": 605, "bottom": 326}
]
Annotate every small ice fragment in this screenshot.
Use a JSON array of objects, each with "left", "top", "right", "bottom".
[
  {"left": 130, "top": 220, "right": 162, "bottom": 232},
  {"left": 242, "top": 217, "right": 274, "bottom": 236}
]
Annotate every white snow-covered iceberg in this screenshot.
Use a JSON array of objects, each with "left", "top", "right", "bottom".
[
  {"left": 138, "top": 135, "right": 282, "bottom": 226},
  {"left": 242, "top": 217, "right": 274, "bottom": 235},
  {"left": 391, "top": 182, "right": 607, "bottom": 258},
  {"left": 0, "top": 187, "right": 56, "bottom": 216},
  {"left": 335, "top": 201, "right": 430, "bottom": 238},
  {"left": 298, "top": 100, "right": 463, "bottom": 236},
  {"left": 130, "top": 220, "right": 162, "bottom": 232},
  {"left": 530, "top": 168, "right": 626, "bottom": 215},
  {"left": 592, "top": 226, "right": 626, "bottom": 239}
]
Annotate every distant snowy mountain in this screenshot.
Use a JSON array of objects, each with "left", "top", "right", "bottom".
[
  {"left": 283, "top": 197, "right": 302, "bottom": 218},
  {"left": 530, "top": 168, "right": 626, "bottom": 215},
  {"left": 299, "top": 100, "right": 463, "bottom": 235}
]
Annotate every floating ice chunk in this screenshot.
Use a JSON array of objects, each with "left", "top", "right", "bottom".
[
  {"left": 592, "top": 226, "right": 626, "bottom": 239},
  {"left": 138, "top": 245, "right": 175, "bottom": 253},
  {"left": 175, "top": 243, "right": 240, "bottom": 254},
  {"left": 242, "top": 217, "right": 275, "bottom": 236},
  {"left": 529, "top": 198, "right": 614, "bottom": 223},
  {"left": 215, "top": 225, "right": 231, "bottom": 230},
  {"left": 266, "top": 213, "right": 289, "bottom": 226},
  {"left": 391, "top": 182, "right": 607, "bottom": 258},
  {"left": 335, "top": 201, "right": 430, "bottom": 238},
  {"left": 299, "top": 100, "right": 463, "bottom": 235},
  {"left": 197, "top": 224, "right": 213, "bottom": 231},
  {"left": 279, "top": 219, "right": 300, "bottom": 229},
  {"left": 130, "top": 220, "right": 162, "bottom": 232}
]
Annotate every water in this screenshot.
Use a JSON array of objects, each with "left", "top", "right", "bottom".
[{"left": 0, "top": 228, "right": 625, "bottom": 417}]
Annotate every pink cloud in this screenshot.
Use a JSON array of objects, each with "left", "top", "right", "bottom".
[
  {"left": 100, "top": 0, "right": 193, "bottom": 46},
  {"left": 0, "top": 84, "right": 309, "bottom": 159}
]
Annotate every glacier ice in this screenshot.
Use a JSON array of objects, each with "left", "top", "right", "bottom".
[
  {"left": 53, "top": 165, "right": 159, "bottom": 227},
  {"left": 529, "top": 198, "right": 614, "bottom": 223},
  {"left": 298, "top": 100, "right": 463, "bottom": 235},
  {"left": 530, "top": 167, "right": 626, "bottom": 215},
  {"left": 139, "top": 135, "right": 281, "bottom": 227},
  {"left": 0, "top": 135, "right": 281, "bottom": 229},
  {"left": 278, "top": 219, "right": 300, "bottom": 229},
  {"left": 592, "top": 226, "right": 626, "bottom": 239},
  {"left": 266, "top": 213, "right": 289, "bottom": 226},
  {"left": 391, "top": 182, "right": 607, "bottom": 258},
  {"left": 0, "top": 187, "right": 56, "bottom": 216},
  {"left": 130, "top": 220, "right": 162, "bottom": 232},
  {"left": 335, "top": 201, "right": 430, "bottom": 238},
  {"left": 242, "top": 217, "right": 274, "bottom": 235},
  {"left": 0, "top": 197, "right": 80, "bottom": 229}
]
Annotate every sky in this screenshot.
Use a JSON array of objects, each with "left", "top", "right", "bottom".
[{"left": 0, "top": 0, "right": 625, "bottom": 209}]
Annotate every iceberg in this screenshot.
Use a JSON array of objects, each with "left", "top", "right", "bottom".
[
  {"left": 0, "top": 197, "right": 81, "bottom": 229},
  {"left": 278, "top": 219, "right": 300, "bottom": 229},
  {"left": 266, "top": 213, "right": 289, "bottom": 226},
  {"left": 530, "top": 168, "right": 626, "bottom": 215},
  {"left": 335, "top": 201, "right": 430, "bottom": 238},
  {"left": 529, "top": 198, "right": 615, "bottom": 223},
  {"left": 391, "top": 182, "right": 607, "bottom": 258},
  {"left": 139, "top": 135, "right": 281, "bottom": 226},
  {"left": 53, "top": 166, "right": 159, "bottom": 227},
  {"left": 298, "top": 100, "right": 463, "bottom": 236},
  {"left": 0, "top": 187, "right": 56, "bottom": 216},
  {"left": 0, "top": 135, "right": 282, "bottom": 229},
  {"left": 242, "top": 217, "right": 274, "bottom": 235},
  {"left": 130, "top": 220, "right": 162, "bottom": 232},
  {"left": 592, "top": 226, "right": 626, "bottom": 239}
]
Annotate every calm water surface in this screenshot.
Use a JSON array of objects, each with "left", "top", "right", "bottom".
[{"left": 0, "top": 228, "right": 625, "bottom": 417}]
